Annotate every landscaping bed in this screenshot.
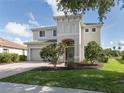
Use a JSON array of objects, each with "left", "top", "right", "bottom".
[
  {"left": 32, "top": 65, "right": 99, "bottom": 71},
  {"left": 72, "top": 63, "right": 103, "bottom": 69},
  {"left": 35, "top": 62, "right": 103, "bottom": 71}
]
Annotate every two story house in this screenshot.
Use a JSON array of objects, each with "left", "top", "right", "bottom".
[{"left": 25, "top": 15, "right": 102, "bottom": 62}]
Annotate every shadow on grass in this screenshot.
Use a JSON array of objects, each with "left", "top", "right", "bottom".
[{"left": 0, "top": 68, "right": 124, "bottom": 93}]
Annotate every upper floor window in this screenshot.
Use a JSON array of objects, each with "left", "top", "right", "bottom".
[
  {"left": 53, "top": 30, "right": 57, "bottom": 36},
  {"left": 85, "top": 29, "right": 89, "bottom": 32},
  {"left": 92, "top": 28, "right": 96, "bottom": 32},
  {"left": 39, "top": 31, "right": 45, "bottom": 37}
]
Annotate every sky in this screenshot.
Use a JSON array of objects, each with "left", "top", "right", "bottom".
[{"left": 0, "top": 0, "right": 124, "bottom": 50}]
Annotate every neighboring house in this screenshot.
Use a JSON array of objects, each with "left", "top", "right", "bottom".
[
  {"left": 0, "top": 38, "right": 27, "bottom": 55},
  {"left": 25, "top": 15, "right": 102, "bottom": 62}
]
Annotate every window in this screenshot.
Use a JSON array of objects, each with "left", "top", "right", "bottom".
[
  {"left": 3, "top": 49, "right": 8, "bottom": 53},
  {"left": 53, "top": 30, "right": 57, "bottom": 36},
  {"left": 92, "top": 28, "right": 96, "bottom": 32},
  {"left": 85, "top": 29, "right": 89, "bottom": 32},
  {"left": 39, "top": 31, "right": 45, "bottom": 37}
]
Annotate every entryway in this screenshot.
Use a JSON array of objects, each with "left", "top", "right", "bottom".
[{"left": 62, "top": 39, "right": 74, "bottom": 62}]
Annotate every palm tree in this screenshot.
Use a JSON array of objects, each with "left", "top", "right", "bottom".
[
  {"left": 113, "top": 46, "right": 116, "bottom": 50},
  {"left": 118, "top": 46, "right": 121, "bottom": 51}
]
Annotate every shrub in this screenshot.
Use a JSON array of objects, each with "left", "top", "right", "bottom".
[
  {"left": 0, "top": 53, "right": 4, "bottom": 63},
  {"left": 0, "top": 53, "right": 24, "bottom": 63},
  {"left": 11, "top": 53, "right": 19, "bottom": 62},
  {"left": 85, "top": 41, "right": 103, "bottom": 63},
  {"left": 80, "top": 59, "right": 91, "bottom": 64},
  {"left": 101, "top": 56, "right": 109, "bottom": 63},
  {"left": 40, "top": 43, "right": 65, "bottom": 68},
  {"left": 98, "top": 53, "right": 109, "bottom": 63},
  {"left": 19, "top": 55, "right": 27, "bottom": 61},
  {"left": 122, "top": 55, "right": 124, "bottom": 60},
  {"left": 0, "top": 53, "right": 13, "bottom": 63},
  {"left": 121, "top": 51, "right": 124, "bottom": 60},
  {"left": 103, "top": 48, "right": 121, "bottom": 57}
]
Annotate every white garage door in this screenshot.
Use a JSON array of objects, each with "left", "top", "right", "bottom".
[{"left": 30, "top": 48, "right": 42, "bottom": 61}]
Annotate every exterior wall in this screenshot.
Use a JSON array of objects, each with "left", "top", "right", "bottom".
[
  {"left": 81, "top": 25, "right": 101, "bottom": 61},
  {"left": 0, "top": 46, "right": 2, "bottom": 53},
  {"left": 0, "top": 46, "right": 27, "bottom": 55},
  {"left": 27, "top": 44, "right": 48, "bottom": 61},
  {"left": 83, "top": 25, "right": 101, "bottom": 46},
  {"left": 55, "top": 16, "right": 83, "bottom": 62},
  {"left": 33, "top": 27, "right": 57, "bottom": 41}
]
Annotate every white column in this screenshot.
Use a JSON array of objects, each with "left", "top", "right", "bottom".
[{"left": 28, "top": 48, "right": 31, "bottom": 61}]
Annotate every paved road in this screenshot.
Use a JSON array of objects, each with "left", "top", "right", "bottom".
[
  {"left": 0, "top": 82, "right": 104, "bottom": 93},
  {"left": 0, "top": 61, "right": 64, "bottom": 79}
]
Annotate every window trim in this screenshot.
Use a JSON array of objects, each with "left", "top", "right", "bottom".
[
  {"left": 53, "top": 30, "right": 57, "bottom": 36},
  {"left": 92, "top": 28, "right": 96, "bottom": 32},
  {"left": 39, "top": 31, "right": 45, "bottom": 37},
  {"left": 85, "top": 28, "right": 89, "bottom": 32}
]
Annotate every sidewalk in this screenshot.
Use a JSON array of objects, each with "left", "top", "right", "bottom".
[{"left": 0, "top": 82, "right": 104, "bottom": 93}]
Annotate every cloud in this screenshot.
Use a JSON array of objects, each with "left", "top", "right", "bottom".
[
  {"left": 118, "top": 40, "right": 124, "bottom": 46},
  {"left": 4, "top": 22, "right": 31, "bottom": 37},
  {"left": 14, "top": 37, "right": 24, "bottom": 45},
  {"left": 101, "top": 42, "right": 104, "bottom": 46},
  {"left": 110, "top": 41, "right": 114, "bottom": 45},
  {"left": 28, "top": 12, "right": 40, "bottom": 27},
  {"left": 44, "top": 0, "right": 64, "bottom": 16},
  {"left": 29, "top": 12, "right": 35, "bottom": 21}
]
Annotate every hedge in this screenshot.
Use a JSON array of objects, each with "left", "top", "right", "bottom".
[
  {"left": 122, "top": 55, "right": 124, "bottom": 60},
  {"left": 0, "top": 53, "right": 27, "bottom": 63},
  {"left": 0, "top": 53, "right": 12, "bottom": 63},
  {"left": 19, "top": 55, "right": 27, "bottom": 61}
]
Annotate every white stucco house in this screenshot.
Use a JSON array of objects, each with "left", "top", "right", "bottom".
[
  {"left": 0, "top": 38, "right": 27, "bottom": 55},
  {"left": 25, "top": 15, "right": 102, "bottom": 62}
]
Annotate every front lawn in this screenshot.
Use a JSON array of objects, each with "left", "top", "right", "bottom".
[{"left": 0, "top": 59, "right": 124, "bottom": 93}]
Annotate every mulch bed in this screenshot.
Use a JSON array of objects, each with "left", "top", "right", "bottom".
[
  {"left": 33, "top": 63, "right": 103, "bottom": 71},
  {"left": 73, "top": 63, "right": 103, "bottom": 69}
]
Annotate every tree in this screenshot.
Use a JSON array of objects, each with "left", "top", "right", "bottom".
[
  {"left": 113, "top": 46, "right": 116, "bottom": 50},
  {"left": 85, "top": 41, "right": 103, "bottom": 63},
  {"left": 40, "top": 43, "right": 65, "bottom": 68},
  {"left": 57, "top": 0, "right": 124, "bottom": 22},
  {"left": 118, "top": 46, "right": 121, "bottom": 51}
]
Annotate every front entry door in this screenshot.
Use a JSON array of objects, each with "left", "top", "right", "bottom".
[{"left": 65, "top": 47, "right": 74, "bottom": 62}]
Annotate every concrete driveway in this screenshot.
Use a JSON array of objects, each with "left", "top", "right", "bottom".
[{"left": 0, "top": 61, "right": 64, "bottom": 79}]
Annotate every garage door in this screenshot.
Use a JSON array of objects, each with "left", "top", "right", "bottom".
[{"left": 30, "top": 48, "right": 42, "bottom": 61}]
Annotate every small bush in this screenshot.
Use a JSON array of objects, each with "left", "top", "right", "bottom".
[
  {"left": 0, "top": 53, "right": 4, "bottom": 62},
  {"left": 98, "top": 53, "right": 109, "bottom": 63},
  {"left": 0, "top": 53, "right": 13, "bottom": 63},
  {"left": 80, "top": 59, "right": 91, "bottom": 64},
  {"left": 11, "top": 53, "right": 19, "bottom": 62},
  {"left": 122, "top": 55, "right": 124, "bottom": 60},
  {"left": 19, "top": 55, "right": 27, "bottom": 61},
  {"left": 0, "top": 53, "right": 25, "bottom": 63}
]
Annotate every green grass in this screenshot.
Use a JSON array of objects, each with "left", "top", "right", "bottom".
[{"left": 0, "top": 59, "right": 124, "bottom": 93}]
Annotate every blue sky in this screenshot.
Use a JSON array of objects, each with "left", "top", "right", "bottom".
[{"left": 0, "top": 0, "right": 124, "bottom": 50}]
